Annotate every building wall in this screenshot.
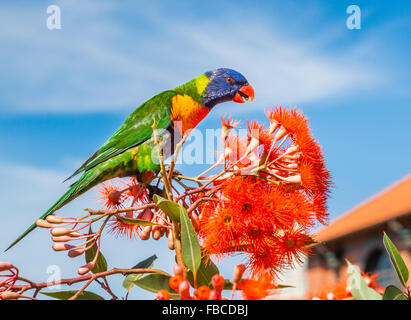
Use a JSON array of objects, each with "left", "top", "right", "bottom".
[{"left": 306, "top": 216, "right": 411, "bottom": 296}]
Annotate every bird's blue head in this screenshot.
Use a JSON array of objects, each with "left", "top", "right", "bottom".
[{"left": 202, "top": 68, "right": 254, "bottom": 108}]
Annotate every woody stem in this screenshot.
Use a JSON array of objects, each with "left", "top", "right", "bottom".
[{"left": 172, "top": 221, "right": 187, "bottom": 279}]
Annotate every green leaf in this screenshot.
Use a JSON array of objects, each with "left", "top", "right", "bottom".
[
  {"left": 122, "top": 254, "right": 157, "bottom": 291},
  {"left": 133, "top": 274, "right": 179, "bottom": 299},
  {"left": 41, "top": 290, "right": 104, "bottom": 300},
  {"left": 132, "top": 254, "right": 158, "bottom": 269},
  {"left": 276, "top": 284, "right": 296, "bottom": 289},
  {"left": 187, "top": 255, "right": 219, "bottom": 288},
  {"left": 153, "top": 195, "right": 181, "bottom": 222},
  {"left": 383, "top": 285, "right": 407, "bottom": 300},
  {"left": 180, "top": 204, "right": 201, "bottom": 277},
  {"left": 346, "top": 260, "right": 382, "bottom": 300},
  {"left": 383, "top": 232, "right": 409, "bottom": 287},
  {"left": 116, "top": 215, "right": 160, "bottom": 226},
  {"left": 85, "top": 227, "right": 107, "bottom": 274}
]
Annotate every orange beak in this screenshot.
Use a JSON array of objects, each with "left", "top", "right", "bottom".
[{"left": 232, "top": 84, "right": 255, "bottom": 103}]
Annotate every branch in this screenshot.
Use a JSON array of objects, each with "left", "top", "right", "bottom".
[{"left": 11, "top": 268, "right": 171, "bottom": 297}]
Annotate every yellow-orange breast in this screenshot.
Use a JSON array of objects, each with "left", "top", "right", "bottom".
[{"left": 170, "top": 94, "right": 210, "bottom": 136}]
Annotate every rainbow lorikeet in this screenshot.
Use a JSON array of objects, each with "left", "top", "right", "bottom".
[{"left": 6, "top": 68, "right": 254, "bottom": 251}]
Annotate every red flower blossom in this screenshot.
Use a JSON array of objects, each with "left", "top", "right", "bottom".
[
  {"left": 96, "top": 181, "right": 126, "bottom": 209},
  {"left": 221, "top": 116, "right": 239, "bottom": 130},
  {"left": 123, "top": 178, "right": 150, "bottom": 204},
  {"left": 199, "top": 175, "right": 319, "bottom": 277},
  {"left": 276, "top": 227, "right": 314, "bottom": 265},
  {"left": 264, "top": 107, "right": 332, "bottom": 194},
  {"left": 108, "top": 214, "right": 141, "bottom": 240},
  {"left": 239, "top": 273, "right": 277, "bottom": 300},
  {"left": 224, "top": 135, "right": 252, "bottom": 168},
  {"left": 247, "top": 120, "right": 272, "bottom": 151}
]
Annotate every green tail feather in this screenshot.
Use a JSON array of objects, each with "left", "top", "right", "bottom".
[
  {"left": 5, "top": 171, "right": 100, "bottom": 252},
  {"left": 6, "top": 122, "right": 162, "bottom": 252}
]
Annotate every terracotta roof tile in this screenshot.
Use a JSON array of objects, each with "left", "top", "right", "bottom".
[{"left": 315, "top": 174, "right": 411, "bottom": 242}]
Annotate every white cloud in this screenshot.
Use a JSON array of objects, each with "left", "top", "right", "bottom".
[{"left": 0, "top": 1, "right": 387, "bottom": 114}]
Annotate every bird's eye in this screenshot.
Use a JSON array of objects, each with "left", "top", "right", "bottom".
[{"left": 226, "top": 77, "right": 233, "bottom": 84}]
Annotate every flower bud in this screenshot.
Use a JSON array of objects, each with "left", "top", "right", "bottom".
[
  {"left": 152, "top": 229, "right": 162, "bottom": 240},
  {"left": 168, "top": 232, "right": 175, "bottom": 250},
  {"left": 173, "top": 264, "right": 184, "bottom": 276},
  {"left": 68, "top": 232, "right": 83, "bottom": 238},
  {"left": 52, "top": 235, "right": 75, "bottom": 242},
  {"left": 178, "top": 280, "right": 191, "bottom": 300},
  {"left": 156, "top": 289, "right": 170, "bottom": 300},
  {"left": 169, "top": 275, "right": 183, "bottom": 291},
  {"left": 139, "top": 226, "right": 152, "bottom": 240},
  {"left": 233, "top": 264, "right": 246, "bottom": 284},
  {"left": 0, "top": 291, "right": 20, "bottom": 300},
  {"left": 51, "top": 227, "right": 73, "bottom": 237},
  {"left": 211, "top": 274, "right": 225, "bottom": 292},
  {"left": 273, "top": 126, "right": 287, "bottom": 142},
  {"left": 52, "top": 243, "right": 75, "bottom": 251},
  {"left": 209, "top": 289, "right": 221, "bottom": 300},
  {"left": 77, "top": 262, "right": 94, "bottom": 275},
  {"left": 196, "top": 285, "right": 211, "bottom": 300},
  {"left": 109, "top": 190, "right": 123, "bottom": 204},
  {"left": 46, "top": 215, "right": 64, "bottom": 224},
  {"left": 0, "top": 262, "right": 13, "bottom": 272},
  {"left": 68, "top": 247, "right": 86, "bottom": 258},
  {"left": 36, "top": 219, "right": 53, "bottom": 228}
]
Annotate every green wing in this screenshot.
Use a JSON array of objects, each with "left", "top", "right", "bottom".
[{"left": 65, "top": 90, "right": 177, "bottom": 181}]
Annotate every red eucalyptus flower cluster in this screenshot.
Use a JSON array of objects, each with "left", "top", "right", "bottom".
[
  {"left": 198, "top": 107, "right": 332, "bottom": 276},
  {"left": 156, "top": 263, "right": 278, "bottom": 300}
]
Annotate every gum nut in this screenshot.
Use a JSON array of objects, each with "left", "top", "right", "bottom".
[
  {"left": 77, "top": 262, "right": 94, "bottom": 275},
  {"left": 52, "top": 243, "right": 74, "bottom": 251},
  {"left": 0, "top": 291, "right": 20, "bottom": 300},
  {"left": 52, "top": 235, "right": 74, "bottom": 242},
  {"left": 168, "top": 233, "right": 175, "bottom": 250},
  {"left": 152, "top": 229, "right": 161, "bottom": 240},
  {"left": 173, "top": 264, "right": 184, "bottom": 276},
  {"left": 68, "top": 248, "right": 86, "bottom": 258},
  {"left": 0, "top": 262, "right": 13, "bottom": 272},
  {"left": 46, "top": 215, "right": 64, "bottom": 224},
  {"left": 36, "top": 219, "right": 54, "bottom": 228},
  {"left": 51, "top": 228, "right": 73, "bottom": 237}
]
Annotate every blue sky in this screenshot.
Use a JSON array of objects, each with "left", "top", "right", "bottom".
[{"left": 1, "top": 0, "right": 411, "bottom": 299}]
